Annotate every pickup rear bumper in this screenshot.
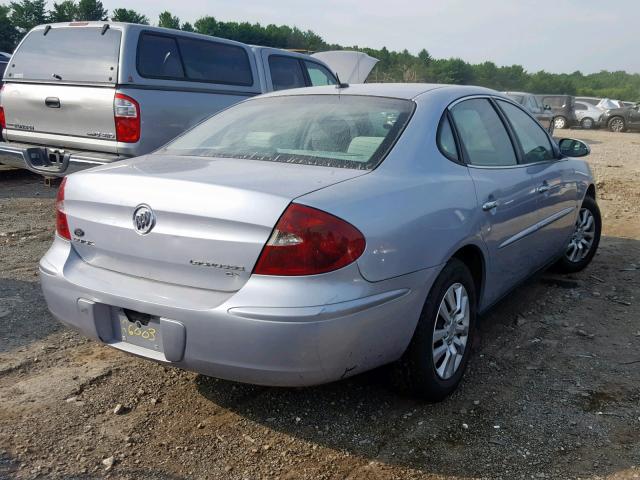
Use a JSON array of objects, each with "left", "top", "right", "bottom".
[{"left": 0, "top": 141, "right": 126, "bottom": 176}]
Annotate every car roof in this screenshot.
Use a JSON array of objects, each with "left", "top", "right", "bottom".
[{"left": 260, "top": 83, "right": 498, "bottom": 101}]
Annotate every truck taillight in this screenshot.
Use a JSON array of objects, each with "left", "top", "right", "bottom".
[
  {"left": 114, "top": 93, "right": 140, "bottom": 143},
  {"left": 56, "top": 177, "right": 71, "bottom": 240},
  {"left": 253, "top": 203, "right": 366, "bottom": 276},
  {"left": 0, "top": 84, "right": 5, "bottom": 130}
]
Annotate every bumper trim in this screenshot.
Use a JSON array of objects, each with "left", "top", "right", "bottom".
[{"left": 228, "top": 288, "right": 410, "bottom": 322}]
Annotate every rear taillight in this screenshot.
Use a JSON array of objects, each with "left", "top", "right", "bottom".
[
  {"left": 56, "top": 177, "right": 71, "bottom": 240},
  {"left": 114, "top": 93, "right": 140, "bottom": 143},
  {"left": 253, "top": 203, "right": 365, "bottom": 276},
  {"left": 0, "top": 84, "right": 5, "bottom": 130}
]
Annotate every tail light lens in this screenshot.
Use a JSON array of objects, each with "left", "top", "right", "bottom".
[
  {"left": 0, "top": 84, "right": 5, "bottom": 130},
  {"left": 254, "top": 203, "right": 365, "bottom": 276},
  {"left": 56, "top": 177, "right": 71, "bottom": 240},
  {"left": 114, "top": 93, "right": 140, "bottom": 143}
]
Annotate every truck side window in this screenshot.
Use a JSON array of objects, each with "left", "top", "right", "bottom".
[
  {"left": 138, "top": 34, "right": 185, "bottom": 79},
  {"left": 304, "top": 61, "right": 337, "bottom": 86},
  {"left": 176, "top": 37, "right": 253, "bottom": 86},
  {"left": 268, "top": 56, "right": 306, "bottom": 91}
]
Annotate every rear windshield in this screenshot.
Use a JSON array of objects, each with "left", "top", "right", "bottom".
[
  {"left": 162, "top": 95, "right": 414, "bottom": 170},
  {"left": 6, "top": 27, "right": 121, "bottom": 84}
]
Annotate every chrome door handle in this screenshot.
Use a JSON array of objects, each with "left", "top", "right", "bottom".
[
  {"left": 482, "top": 200, "right": 498, "bottom": 211},
  {"left": 536, "top": 184, "right": 550, "bottom": 193}
]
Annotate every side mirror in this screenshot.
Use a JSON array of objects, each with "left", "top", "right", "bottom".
[
  {"left": 558, "top": 138, "right": 590, "bottom": 158},
  {"left": 544, "top": 104, "right": 552, "bottom": 111}
]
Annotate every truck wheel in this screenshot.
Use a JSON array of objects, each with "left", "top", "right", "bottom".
[
  {"left": 554, "top": 116, "right": 568, "bottom": 129},
  {"left": 399, "top": 259, "right": 476, "bottom": 402},
  {"left": 553, "top": 196, "right": 601, "bottom": 273},
  {"left": 608, "top": 116, "right": 626, "bottom": 132}
]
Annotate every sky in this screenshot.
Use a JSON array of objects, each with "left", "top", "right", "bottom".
[{"left": 100, "top": 0, "right": 637, "bottom": 74}]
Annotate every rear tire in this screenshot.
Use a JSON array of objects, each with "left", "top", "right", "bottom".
[
  {"left": 554, "top": 116, "right": 568, "bottom": 129},
  {"left": 608, "top": 116, "right": 626, "bottom": 132},
  {"left": 553, "top": 196, "right": 601, "bottom": 273},
  {"left": 581, "top": 117, "right": 594, "bottom": 129},
  {"left": 398, "top": 258, "right": 477, "bottom": 402}
]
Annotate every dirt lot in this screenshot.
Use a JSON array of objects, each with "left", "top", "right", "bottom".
[{"left": 0, "top": 129, "right": 639, "bottom": 480}]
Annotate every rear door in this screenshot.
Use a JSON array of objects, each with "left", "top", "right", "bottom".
[
  {"left": 495, "top": 99, "right": 577, "bottom": 263},
  {"left": 449, "top": 97, "right": 545, "bottom": 303},
  {"left": 2, "top": 25, "right": 121, "bottom": 150}
]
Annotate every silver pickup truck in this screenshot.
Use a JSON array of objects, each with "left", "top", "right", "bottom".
[{"left": 0, "top": 22, "right": 370, "bottom": 176}]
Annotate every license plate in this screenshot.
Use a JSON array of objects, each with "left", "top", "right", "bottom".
[{"left": 116, "top": 309, "right": 163, "bottom": 352}]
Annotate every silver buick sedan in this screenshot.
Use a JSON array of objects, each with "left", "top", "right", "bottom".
[{"left": 40, "top": 84, "right": 601, "bottom": 401}]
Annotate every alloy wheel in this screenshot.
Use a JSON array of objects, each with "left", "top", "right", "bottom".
[
  {"left": 609, "top": 118, "right": 624, "bottom": 132},
  {"left": 566, "top": 208, "right": 595, "bottom": 263},
  {"left": 581, "top": 118, "right": 594, "bottom": 129},
  {"left": 432, "top": 283, "right": 470, "bottom": 380},
  {"left": 554, "top": 117, "right": 567, "bottom": 129}
]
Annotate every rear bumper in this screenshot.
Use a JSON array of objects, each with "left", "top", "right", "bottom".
[
  {"left": 0, "top": 141, "right": 126, "bottom": 176},
  {"left": 39, "top": 237, "right": 436, "bottom": 387}
]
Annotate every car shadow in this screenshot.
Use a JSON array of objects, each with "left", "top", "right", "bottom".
[
  {"left": 0, "top": 168, "right": 57, "bottom": 199},
  {"left": 196, "top": 235, "right": 640, "bottom": 478}
]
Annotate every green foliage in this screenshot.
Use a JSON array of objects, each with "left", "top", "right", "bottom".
[
  {"left": 49, "top": 0, "right": 77, "bottom": 22},
  {"left": 181, "top": 21, "right": 194, "bottom": 32},
  {"left": 9, "top": 0, "right": 46, "bottom": 31},
  {"left": 158, "top": 10, "right": 179, "bottom": 29},
  {"left": 111, "top": 8, "right": 148, "bottom": 25},
  {"left": 0, "top": 4, "right": 18, "bottom": 51},
  {"left": 75, "top": 0, "right": 107, "bottom": 20}
]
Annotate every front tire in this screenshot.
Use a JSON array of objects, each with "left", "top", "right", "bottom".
[
  {"left": 553, "top": 195, "right": 601, "bottom": 273},
  {"left": 399, "top": 258, "right": 477, "bottom": 402},
  {"left": 554, "top": 116, "right": 568, "bottom": 129}
]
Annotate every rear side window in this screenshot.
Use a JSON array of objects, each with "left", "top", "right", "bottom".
[
  {"left": 176, "top": 37, "right": 253, "bottom": 86},
  {"left": 437, "top": 115, "right": 459, "bottom": 162},
  {"left": 269, "top": 56, "right": 306, "bottom": 91},
  {"left": 8, "top": 27, "right": 121, "bottom": 84},
  {"left": 450, "top": 98, "right": 517, "bottom": 167},
  {"left": 137, "top": 34, "right": 185, "bottom": 79},
  {"left": 497, "top": 100, "right": 554, "bottom": 164},
  {"left": 304, "top": 61, "right": 336, "bottom": 86},
  {"left": 137, "top": 33, "right": 254, "bottom": 86}
]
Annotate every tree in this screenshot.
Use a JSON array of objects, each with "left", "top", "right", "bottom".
[
  {"left": 158, "top": 11, "right": 179, "bottom": 29},
  {"left": 194, "top": 15, "right": 217, "bottom": 36},
  {"left": 0, "top": 5, "right": 19, "bottom": 51},
  {"left": 49, "top": 0, "right": 78, "bottom": 22},
  {"left": 181, "top": 21, "right": 194, "bottom": 32},
  {"left": 111, "top": 8, "right": 148, "bottom": 25},
  {"left": 9, "top": 0, "right": 46, "bottom": 32},
  {"left": 76, "top": 0, "right": 107, "bottom": 21}
]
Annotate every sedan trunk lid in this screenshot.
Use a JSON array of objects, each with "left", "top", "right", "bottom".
[{"left": 63, "top": 155, "right": 367, "bottom": 292}]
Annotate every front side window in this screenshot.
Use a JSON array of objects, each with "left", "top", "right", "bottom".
[
  {"left": 138, "top": 34, "right": 185, "bottom": 79},
  {"left": 269, "top": 56, "right": 306, "bottom": 91},
  {"left": 304, "top": 61, "right": 336, "bottom": 86},
  {"left": 497, "top": 100, "right": 554, "bottom": 163},
  {"left": 450, "top": 98, "right": 517, "bottom": 167},
  {"left": 162, "top": 95, "right": 414, "bottom": 170}
]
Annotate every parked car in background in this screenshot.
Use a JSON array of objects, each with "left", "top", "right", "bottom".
[
  {"left": 576, "top": 96, "right": 601, "bottom": 107},
  {"left": 0, "top": 52, "right": 9, "bottom": 83},
  {"left": 0, "top": 22, "right": 372, "bottom": 177},
  {"left": 598, "top": 104, "right": 640, "bottom": 132},
  {"left": 503, "top": 91, "right": 554, "bottom": 132},
  {"left": 537, "top": 94, "right": 578, "bottom": 130},
  {"left": 39, "top": 84, "right": 601, "bottom": 400},
  {"left": 574, "top": 100, "right": 603, "bottom": 129}
]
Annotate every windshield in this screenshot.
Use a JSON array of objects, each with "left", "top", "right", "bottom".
[{"left": 162, "top": 95, "right": 414, "bottom": 170}]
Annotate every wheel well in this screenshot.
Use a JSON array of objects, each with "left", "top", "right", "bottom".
[
  {"left": 452, "top": 245, "right": 484, "bottom": 301},
  {"left": 586, "top": 184, "right": 596, "bottom": 200}
]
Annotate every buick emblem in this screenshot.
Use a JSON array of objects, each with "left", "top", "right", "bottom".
[{"left": 133, "top": 205, "right": 155, "bottom": 235}]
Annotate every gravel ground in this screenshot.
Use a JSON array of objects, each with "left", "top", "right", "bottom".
[{"left": 0, "top": 129, "right": 639, "bottom": 480}]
